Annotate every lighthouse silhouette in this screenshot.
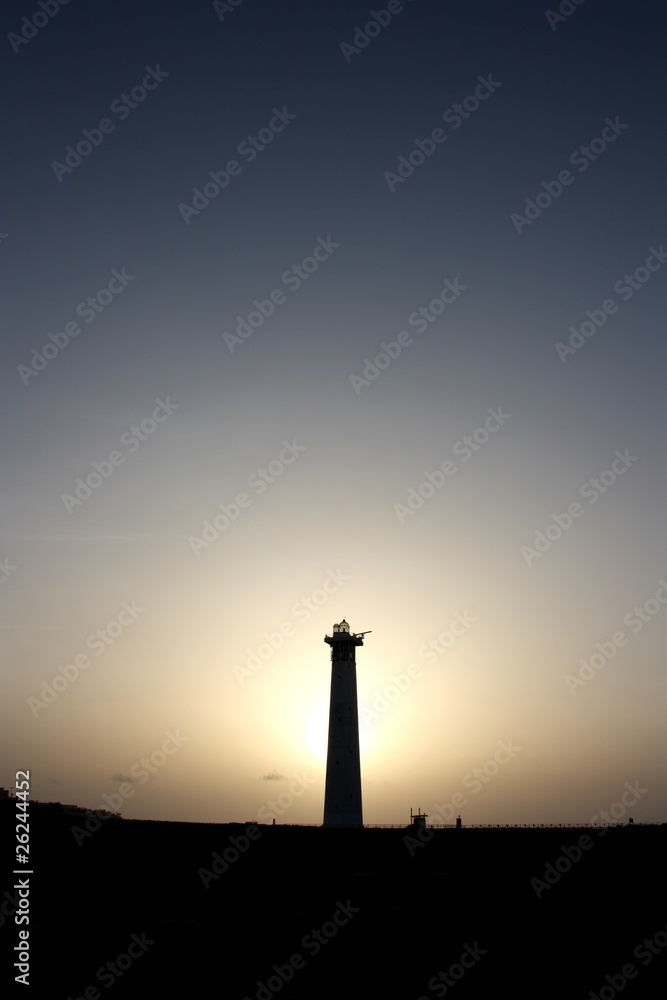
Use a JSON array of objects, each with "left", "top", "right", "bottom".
[{"left": 323, "top": 619, "right": 369, "bottom": 828}]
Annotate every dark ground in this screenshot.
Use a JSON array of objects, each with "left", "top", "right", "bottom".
[{"left": 2, "top": 804, "right": 666, "bottom": 998}]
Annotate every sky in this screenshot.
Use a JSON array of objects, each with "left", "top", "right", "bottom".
[{"left": 2, "top": 0, "right": 665, "bottom": 827}]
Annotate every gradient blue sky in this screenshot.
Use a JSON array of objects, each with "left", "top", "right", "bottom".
[{"left": 2, "top": 0, "right": 665, "bottom": 825}]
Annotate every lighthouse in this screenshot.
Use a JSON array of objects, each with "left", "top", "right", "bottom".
[{"left": 323, "top": 619, "right": 368, "bottom": 828}]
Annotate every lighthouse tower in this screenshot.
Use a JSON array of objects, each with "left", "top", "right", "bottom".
[{"left": 323, "top": 619, "right": 368, "bottom": 828}]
